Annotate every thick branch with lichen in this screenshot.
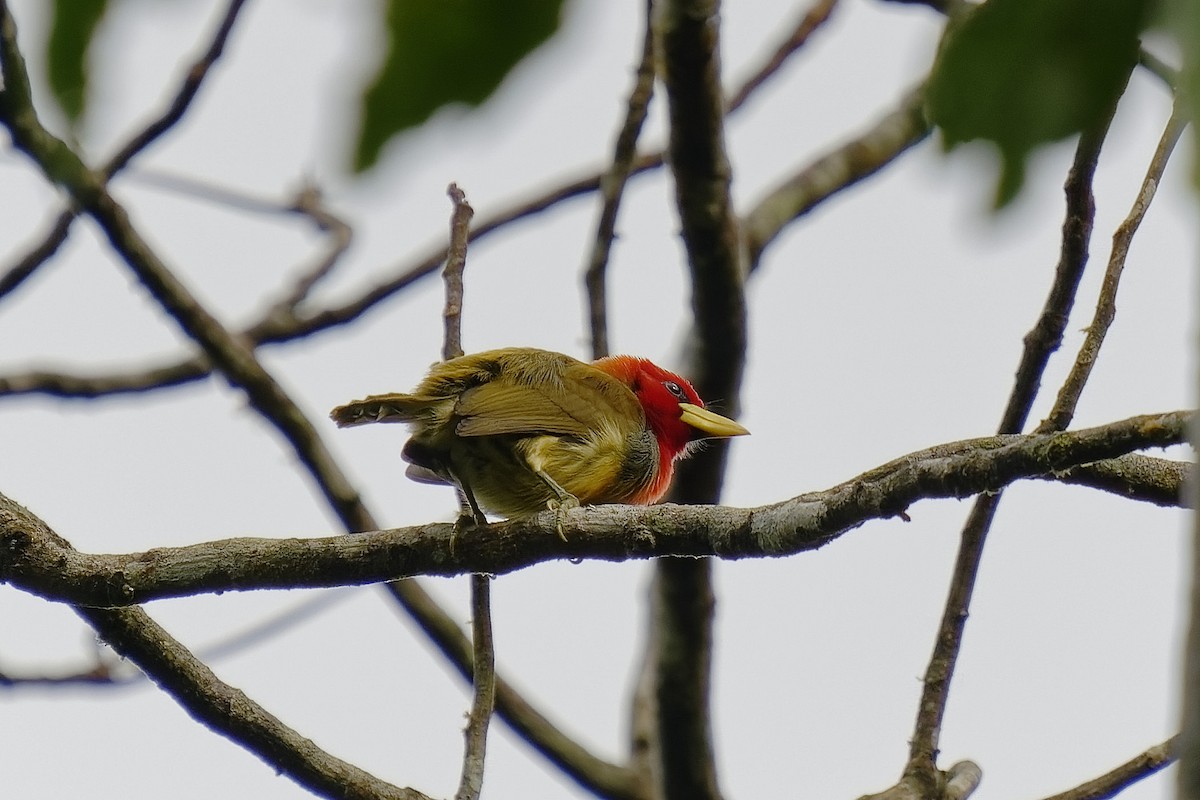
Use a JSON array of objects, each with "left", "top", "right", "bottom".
[{"left": 2, "top": 410, "right": 1187, "bottom": 608}]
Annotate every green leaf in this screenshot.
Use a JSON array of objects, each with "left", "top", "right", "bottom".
[
  {"left": 47, "top": 0, "right": 109, "bottom": 125},
  {"left": 927, "top": 0, "right": 1150, "bottom": 207},
  {"left": 353, "top": 0, "right": 565, "bottom": 173}
]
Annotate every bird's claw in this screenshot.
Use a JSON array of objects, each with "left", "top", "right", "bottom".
[
  {"left": 546, "top": 495, "right": 579, "bottom": 542},
  {"left": 450, "top": 510, "right": 486, "bottom": 555}
]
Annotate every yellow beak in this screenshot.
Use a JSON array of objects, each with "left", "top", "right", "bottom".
[{"left": 678, "top": 403, "right": 750, "bottom": 438}]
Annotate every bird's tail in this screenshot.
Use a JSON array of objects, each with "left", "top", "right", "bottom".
[{"left": 329, "top": 393, "right": 436, "bottom": 427}]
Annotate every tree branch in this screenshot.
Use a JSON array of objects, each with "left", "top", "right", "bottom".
[
  {"left": 3, "top": 410, "right": 1186, "bottom": 607},
  {"left": 439, "top": 183, "right": 495, "bottom": 800},
  {"left": 724, "top": 0, "right": 838, "bottom": 112},
  {"left": 650, "top": 0, "right": 748, "bottom": 796},
  {"left": 0, "top": 14, "right": 633, "bottom": 797},
  {"left": 0, "top": 492, "right": 430, "bottom": 800},
  {"left": 443, "top": 183, "right": 472, "bottom": 363},
  {"left": 742, "top": 82, "right": 930, "bottom": 269},
  {"left": 906, "top": 100, "right": 1118, "bottom": 782},
  {"left": 1037, "top": 106, "right": 1188, "bottom": 432},
  {"left": 0, "top": 1, "right": 372, "bottom": 534},
  {"left": 1039, "top": 736, "right": 1177, "bottom": 800},
  {"left": 77, "top": 604, "right": 434, "bottom": 800},
  {"left": 584, "top": 0, "right": 655, "bottom": 360},
  {"left": 0, "top": 0, "right": 844, "bottom": 402},
  {"left": 0, "top": 0, "right": 249, "bottom": 303},
  {"left": 1043, "top": 454, "right": 1191, "bottom": 508},
  {"left": 269, "top": 182, "right": 354, "bottom": 311}
]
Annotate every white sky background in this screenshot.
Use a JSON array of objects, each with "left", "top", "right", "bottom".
[{"left": 0, "top": 0, "right": 1194, "bottom": 798}]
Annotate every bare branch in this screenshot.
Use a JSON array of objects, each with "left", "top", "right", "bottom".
[
  {"left": 0, "top": 478, "right": 428, "bottom": 800},
  {"left": 0, "top": 209, "right": 73, "bottom": 303},
  {"left": 0, "top": 18, "right": 631, "bottom": 797},
  {"left": 907, "top": 101, "right": 1119, "bottom": 778},
  {"left": 0, "top": 0, "right": 860, "bottom": 399},
  {"left": 1038, "top": 107, "right": 1188, "bottom": 432},
  {"left": 437, "top": 183, "right": 495, "bottom": 800},
  {"left": 101, "top": 0, "right": 248, "bottom": 175},
  {"left": 862, "top": 759, "right": 982, "bottom": 800},
  {"left": 1044, "top": 454, "right": 1191, "bottom": 508},
  {"left": 651, "top": 0, "right": 749, "bottom": 796},
  {"left": 588, "top": 0, "right": 842, "bottom": 360},
  {"left": 0, "top": 0, "right": 249, "bottom": 302},
  {"left": 270, "top": 182, "right": 354, "bottom": 311},
  {"left": 1040, "top": 736, "right": 1177, "bottom": 800},
  {"left": 725, "top": 0, "right": 839, "bottom": 113},
  {"left": 944, "top": 761, "right": 983, "bottom": 800},
  {"left": 742, "top": 84, "right": 929, "bottom": 269},
  {"left": 455, "top": 574, "right": 495, "bottom": 800},
  {"left": 877, "top": 0, "right": 967, "bottom": 12},
  {"left": 0, "top": 12, "right": 373, "bottom": 533},
  {"left": 585, "top": 0, "right": 655, "bottom": 360},
  {"left": 1137, "top": 48, "right": 1180, "bottom": 91},
  {"left": 382, "top": 583, "right": 642, "bottom": 800},
  {"left": 77, "top": 604, "right": 434, "bottom": 800},
  {"left": 0, "top": 355, "right": 212, "bottom": 396},
  {"left": 999, "top": 114, "right": 1115, "bottom": 435},
  {"left": 444, "top": 183, "right": 473, "bottom": 362},
  {"left": 3, "top": 409, "right": 1186, "bottom": 606},
  {"left": 0, "top": 660, "right": 135, "bottom": 687}
]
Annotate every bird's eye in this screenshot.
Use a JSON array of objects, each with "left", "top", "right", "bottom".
[{"left": 664, "top": 381, "right": 688, "bottom": 400}]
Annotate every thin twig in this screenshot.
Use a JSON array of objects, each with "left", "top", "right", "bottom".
[
  {"left": 271, "top": 182, "right": 354, "bottom": 310},
  {"left": 124, "top": 167, "right": 300, "bottom": 213},
  {"left": 444, "top": 183, "right": 473, "bottom": 363},
  {"left": 0, "top": 0, "right": 844, "bottom": 397},
  {"left": 742, "top": 83, "right": 930, "bottom": 270},
  {"left": 455, "top": 573, "right": 495, "bottom": 800},
  {"left": 101, "top": 0, "right": 248, "bottom": 175},
  {"left": 1039, "top": 736, "right": 1177, "bottom": 800},
  {"left": 1037, "top": 107, "right": 1187, "bottom": 433},
  {"left": 0, "top": 0, "right": 248, "bottom": 303},
  {"left": 724, "top": 0, "right": 838, "bottom": 113},
  {"left": 381, "top": 583, "right": 641, "bottom": 800},
  {"left": 77, "top": 605, "right": 434, "bottom": 800},
  {"left": 585, "top": 0, "right": 656, "bottom": 360},
  {"left": 907, "top": 102, "right": 1118, "bottom": 780},
  {"left": 0, "top": 210, "right": 73, "bottom": 303},
  {"left": 2, "top": 589, "right": 359, "bottom": 687},
  {"left": 1138, "top": 48, "right": 1180, "bottom": 92},
  {"left": 1002, "top": 120, "right": 1115, "bottom": 431},
  {"left": 440, "top": 183, "right": 494, "bottom": 800},
  {"left": 0, "top": 659, "right": 137, "bottom": 687}
]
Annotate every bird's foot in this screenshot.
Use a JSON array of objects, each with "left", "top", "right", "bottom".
[
  {"left": 546, "top": 495, "right": 579, "bottom": 542},
  {"left": 450, "top": 510, "right": 487, "bottom": 556}
]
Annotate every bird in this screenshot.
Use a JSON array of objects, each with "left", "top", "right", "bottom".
[{"left": 330, "top": 347, "right": 748, "bottom": 524}]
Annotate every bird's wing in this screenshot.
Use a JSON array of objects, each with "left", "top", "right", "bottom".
[
  {"left": 453, "top": 384, "right": 589, "bottom": 436},
  {"left": 453, "top": 368, "right": 643, "bottom": 438}
]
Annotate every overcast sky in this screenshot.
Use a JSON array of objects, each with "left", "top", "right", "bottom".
[{"left": 0, "top": 1, "right": 1194, "bottom": 799}]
